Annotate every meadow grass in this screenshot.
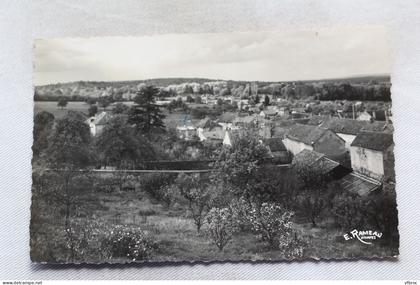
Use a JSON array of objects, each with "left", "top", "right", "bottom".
[{"left": 31, "top": 175, "right": 398, "bottom": 262}]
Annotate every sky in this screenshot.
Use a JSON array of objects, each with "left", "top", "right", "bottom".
[{"left": 34, "top": 26, "right": 391, "bottom": 86}]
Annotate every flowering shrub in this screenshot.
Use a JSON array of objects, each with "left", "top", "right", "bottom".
[
  {"left": 64, "top": 218, "right": 110, "bottom": 261},
  {"left": 103, "top": 226, "right": 157, "bottom": 261},
  {"left": 276, "top": 227, "right": 307, "bottom": 259},
  {"left": 176, "top": 174, "right": 211, "bottom": 233},
  {"left": 205, "top": 207, "right": 239, "bottom": 251},
  {"left": 141, "top": 173, "right": 177, "bottom": 203},
  {"left": 246, "top": 202, "right": 305, "bottom": 258},
  {"left": 248, "top": 202, "right": 294, "bottom": 247},
  {"left": 62, "top": 219, "right": 157, "bottom": 262},
  {"left": 228, "top": 197, "right": 253, "bottom": 230}
]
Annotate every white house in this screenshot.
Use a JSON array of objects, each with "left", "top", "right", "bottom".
[
  {"left": 86, "top": 111, "right": 111, "bottom": 136},
  {"left": 278, "top": 107, "right": 290, "bottom": 117},
  {"left": 222, "top": 129, "right": 243, "bottom": 146},
  {"left": 350, "top": 131, "right": 394, "bottom": 181},
  {"left": 199, "top": 127, "right": 225, "bottom": 144},
  {"left": 176, "top": 125, "right": 197, "bottom": 140},
  {"left": 259, "top": 108, "right": 278, "bottom": 118},
  {"left": 237, "top": 99, "right": 249, "bottom": 110},
  {"left": 357, "top": 111, "right": 373, "bottom": 121}
]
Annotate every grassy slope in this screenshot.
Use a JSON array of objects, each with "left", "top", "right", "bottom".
[{"left": 30, "top": 173, "right": 398, "bottom": 263}]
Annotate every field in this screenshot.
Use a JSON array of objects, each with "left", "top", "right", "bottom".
[
  {"left": 30, "top": 172, "right": 397, "bottom": 263},
  {"left": 34, "top": 101, "right": 198, "bottom": 128},
  {"left": 34, "top": 101, "right": 92, "bottom": 119}
]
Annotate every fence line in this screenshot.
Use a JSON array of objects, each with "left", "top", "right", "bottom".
[
  {"left": 44, "top": 164, "right": 291, "bottom": 174},
  {"left": 44, "top": 168, "right": 217, "bottom": 173}
]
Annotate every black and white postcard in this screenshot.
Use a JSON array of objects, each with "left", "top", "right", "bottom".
[{"left": 30, "top": 26, "right": 398, "bottom": 263}]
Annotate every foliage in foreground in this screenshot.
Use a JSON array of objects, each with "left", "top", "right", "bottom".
[
  {"left": 205, "top": 207, "right": 238, "bottom": 251},
  {"left": 176, "top": 173, "right": 211, "bottom": 233},
  {"left": 102, "top": 225, "right": 158, "bottom": 261},
  {"left": 32, "top": 217, "right": 158, "bottom": 263},
  {"left": 140, "top": 173, "right": 177, "bottom": 205},
  {"left": 232, "top": 200, "right": 306, "bottom": 258}
]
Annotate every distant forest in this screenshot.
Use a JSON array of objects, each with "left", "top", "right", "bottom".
[{"left": 34, "top": 75, "right": 392, "bottom": 102}]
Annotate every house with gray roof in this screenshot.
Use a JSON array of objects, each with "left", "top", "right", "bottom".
[
  {"left": 233, "top": 115, "right": 257, "bottom": 127},
  {"left": 320, "top": 118, "right": 388, "bottom": 150},
  {"left": 292, "top": 149, "right": 349, "bottom": 179},
  {"left": 200, "top": 126, "right": 225, "bottom": 145},
  {"left": 259, "top": 109, "right": 278, "bottom": 118},
  {"left": 350, "top": 131, "right": 394, "bottom": 181},
  {"left": 262, "top": 138, "right": 291, "bottom": 164},
  {"left": 284, "top": 124, "right": 347, "bottom": 161}
]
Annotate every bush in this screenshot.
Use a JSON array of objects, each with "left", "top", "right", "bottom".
[
  {"left": 365, "top": 190, "right": 399, "bottom": 246},
  {"left": 332, "top": 189, "right": 399, "bottom": 246},
  {"left": 331, "top": 192, "right": 366, "bottom": 230},
  {"left": 103, "top": 226, "right": 157, "bottom": 261},
  {"left": 112, "top": 102, "right": 129, "bottom": 114},
  {"left": 141, "top": 173, "right": 176, "bottom": 203},
  {"left": 159, "top": 184, "right": 179, "bottom": 207},
  {"left": 176, "top": 173, "right": 211, "bottom": 233},
  {"left": 205, "top": 207, "right": 238, "bottom": 251},
  {"left": 228, "top": 197, "right": 253, "bottom": 230},
  {"left": 278, "top": 232, "right": 307, "bottom": 259},
  {"left": 247, "top": 203, "right": 294, "bottom": 247},
  {"left": 297, "top": 194, "right": 327, "bottom": 227},
  {"left": 186, "top": 95, "right": 194, "bottom": 103},
  {"left": 88, "top": 105, "right": 98, "bottom": 117}
]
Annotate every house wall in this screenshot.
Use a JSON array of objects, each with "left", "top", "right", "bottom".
[
  {"left": 350, "top": 146, "right": 384, "bottom": 180},
  {"left": 197, "top": 128, "right": 206, "bottom": 141},
  {"left": 89, "top": 123, "right": 96, "bottom": 136},
  {"left": 96, "top": 125, "right": 105, "bottom": 136},
  {"left": 219, "top": 122, "right": 233, "bottom": 130},
  {"left": 314, "top": 131, "right": 347, "bottom": 158},
  {"left": 223, "top": 132, "right": 232, "bottom": 146},
  {"left": 278, "top": 109, "right": 289, "bottom": 116},
  {"left": 357, "top": 112, "right": 372, "bottom": 121},
  {"left": 177, "top": 128, "right": 196, "bottom": 140},
  {"left": 283, "top": 137, "right": 313, "bottom": 155},
  {"left": 89, "top": 123, "right": 104, "bottom": 137},
  {"left": 337, "top": 133, "right": 356, "bottom": 150}
]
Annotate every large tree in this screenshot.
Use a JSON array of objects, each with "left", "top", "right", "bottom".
[
  {"left": 264, "top": 95, "right": 270, "bottom": 106},
  {"left": 112, "top": 102, "right": 129, "bottom": 115},
  {"left": 57, "top": 96, "right": 68, "bottom": 110},
  {"left": 176, "top": 173, "right": 211, "bottom": 233},
  {"left": 95, "top": 115, "right": 156, "bottom": 191},
  {"left": 88, "top": 105, "right": 98, "bottom": 117},
  {"left": 212, "top": 129, "right": 269, "bottom": 203},
  {"left": 293, "top": 156, "right": 331, "bottom": 226},
  {"left": 128, "top": 86, "right": 165, "bottom": 134},
  {"left": 47, "top": 111, "right": 92, "bottom": 170},
  {"left": 95, "top": 115, "right": 155, "bottom": 169},
  {"left": 98, "top": 96, "right": 111, "bottom": 111},
  {"left": 45, "top": 111, "right": 92, "bottom": 258}
]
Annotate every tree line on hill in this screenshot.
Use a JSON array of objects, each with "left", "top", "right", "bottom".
[{"left": 34, "top": 77, "right": 392, "bottom": 103}]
